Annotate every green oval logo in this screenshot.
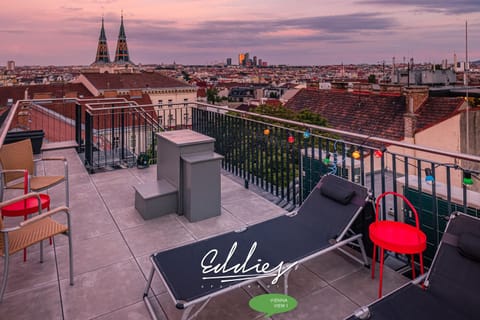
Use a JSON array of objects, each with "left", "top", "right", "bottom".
[{"left": 249, "top": 293, "right": 298, "bottom": 317}]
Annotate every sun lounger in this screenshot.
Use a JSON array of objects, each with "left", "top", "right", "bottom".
[
  {"left": 348, "top": 212, "right": 480, "bottom": 320},
  {"left": 144, "top": 174, "right": 372, "bottom": 320}
]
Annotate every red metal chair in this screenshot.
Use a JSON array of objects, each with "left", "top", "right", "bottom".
[
  {"left": 1, "top": 170, "right": 50, "bottom": 261},
  {"left": 369, "top": 191, "right": 427, "bottom": 298}
]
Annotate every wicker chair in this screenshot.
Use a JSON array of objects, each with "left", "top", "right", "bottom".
[
  {"left": 0, "top": 192, "right": 73, "bottom": 302},
  {"left": 0, "top": 139, "right": 69, "bottom": 206}
]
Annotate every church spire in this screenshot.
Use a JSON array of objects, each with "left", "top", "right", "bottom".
[
  {"left": 114, "top": 13, "right": 133, "bottom": 64},
  {"left": 93, "top": 16, "right": 110, "bottom": 64}
]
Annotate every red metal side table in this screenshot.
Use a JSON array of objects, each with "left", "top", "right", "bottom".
[
  {"left": 1, "top": 171, "right": 51, "bottom": 261},
  {"left": 369, "top": 191, "right": 427, "bottom": 298}
]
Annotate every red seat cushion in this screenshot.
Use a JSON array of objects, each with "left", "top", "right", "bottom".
[{"left": 369, "top": 221, "right": 427, "bottom": 254}]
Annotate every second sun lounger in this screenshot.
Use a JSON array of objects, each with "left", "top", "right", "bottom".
[{"left": 348, "top": 212, "right": 480, "bottom": 320}]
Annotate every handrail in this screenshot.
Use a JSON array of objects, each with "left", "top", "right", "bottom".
[
  {"left": 2, "top": 98, "right": 480, "bottom": 164},
  {"left": 0, "top": 97, "right": 134, "bottom": 149},
  {"left": 192, "top": 102, "right": 480, "bottom": 164}
]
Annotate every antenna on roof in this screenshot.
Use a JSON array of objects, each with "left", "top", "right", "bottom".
[{"left": 465, "top": 20, "right": 470, "bottom": 155}]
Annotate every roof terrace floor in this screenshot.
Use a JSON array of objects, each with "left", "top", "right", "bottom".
[{"left": 0, "top": 147, "right": 408, "bottom": 320}]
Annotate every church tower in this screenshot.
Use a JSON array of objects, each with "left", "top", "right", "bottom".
[
  {"left": 93, "top": 17, "right": 110, "bottom": 64},
  {"left": 114, "top": 14, "right": 133, "bottom": 64}
]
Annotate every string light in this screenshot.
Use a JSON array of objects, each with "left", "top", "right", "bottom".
[
  {"left": 374, "top": 149, "right": 383, "bottom": 158},
  {"left": 463, "top": 171, "right": 474, "bottom": 185},
  {"left": 425, "top": 168, "right": 434, "bottom": 185},
  {"left": 352, "top": 149, "right": 361, "bottom": 160},
  {"left": 303, "top": 130, "right": 311, "bottom": 139},
  {"left": 263, "top": 128, "right": 270, "bottom": 136},
  {"left": 287, "top": 134, "right": 295, "bottom": 144},
  {"left": 323, "top": 153, "right": 331, "bottom": 165}
]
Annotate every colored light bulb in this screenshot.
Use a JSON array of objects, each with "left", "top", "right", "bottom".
[
  {"left": 425, "top": 168, "right": 434, "bottom": 185},
  {"left": 263, "top": 128, "right": 270, "bottom": 136},
  {"left": 287, "top": 135, "right": 295, "bottom": 144},
  {"left": 374, "top": 149, "right": 383, "bottom": 158},
  {"left": 323, "top": 153, "right": 331, "bottom": 165},
  {"left": 463, "top": 172, "right": 474, "bottom": 185},
  {"left": 352, "top": 150, "right": 361, "bottom": 159}
]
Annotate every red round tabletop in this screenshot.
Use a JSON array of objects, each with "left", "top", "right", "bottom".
[
  {"left": 369, "top": 220, "right": 427, "bottom": 254},
  {"left": 1, "top": 194, "right": 51, "bottom": 218}
]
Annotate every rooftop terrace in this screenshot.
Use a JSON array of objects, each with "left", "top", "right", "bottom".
[
  {"left": 0, "top": 147, "right": 408, "bottom": 320},
  {"left": 1, "top": 97, "right": 479, "bottom": 319}
]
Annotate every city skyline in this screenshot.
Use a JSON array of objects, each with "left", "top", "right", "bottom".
[{"left": 1, "top": 0, "right": 479, "bottom": 66}]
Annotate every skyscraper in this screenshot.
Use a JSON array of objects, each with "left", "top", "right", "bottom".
[
  {"left": 93, "top": 17, "right": 111, "bottom": 64},
  {"left": 114, "top": 14, "right": 133, "bottom": 64},
  {"left": 238, "top": 53, "right": 245, "bottom": 66},
  {"left": 6, "top": 60, "right": 15, "bottom": 71}
]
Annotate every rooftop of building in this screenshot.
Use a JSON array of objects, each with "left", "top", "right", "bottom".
[
  {"left": 81, "top": 72, "right": 195, "bottom": 91},
  {"left": 284, "top": 88, "right": 465, "bottom": 142}
]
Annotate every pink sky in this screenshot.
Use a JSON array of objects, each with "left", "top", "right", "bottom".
[{"left": 1, "top": 0, "right": 479, "bottom": 66}]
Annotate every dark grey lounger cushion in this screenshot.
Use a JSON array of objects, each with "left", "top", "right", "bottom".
[
  {"left": 457, "top": 232, "right": 480, "bottom": 262},
  {"left": 320, "top": 180, "right": 355, "bottom": 205}
]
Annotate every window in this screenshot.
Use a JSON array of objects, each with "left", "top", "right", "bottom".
[
  {"left": 168, "top": 99, "right": 173, "bottom": 107},
  {"left": 158, "top": 100, "right": 163, "bottom": 106}
]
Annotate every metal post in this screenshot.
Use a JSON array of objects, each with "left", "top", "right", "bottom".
[
  {"left": 84, "top": 111, "right": 93, "bottom": 171},
  {"left": 75, "top": 103, "right": 82, "bottom": 152}
]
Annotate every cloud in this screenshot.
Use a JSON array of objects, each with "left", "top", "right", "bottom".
[
  {"left": 0, "top": 29, "right": 26, "bottom": 34},
  {"left": 127, "top": 13, "right": 396, "bottom": 49},
  {"left": 60, "top": 6, "right": 83, "bottom": 12},
  {"left": 276, "top": 13, "right": 393, "bottom": 33},
  {"left": 357, "top": 0, "right": 480, "bottom": 14}
]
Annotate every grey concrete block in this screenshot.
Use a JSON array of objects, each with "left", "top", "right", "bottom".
[
  {"left": 181, "top": 152, "right": 223, "bottom": 222},
  {"left": 134, "top": 179, "right": 177, "bottom": 220}
]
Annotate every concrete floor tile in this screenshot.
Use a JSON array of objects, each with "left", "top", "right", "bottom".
[
  {"left": 330, "top": 265, "right": 409, "bottom": 306},
  {"left": 121, "top": 214, "right": 195, "bottom": 257},
  {"left": 94, "top": 300, "right": 163, "bottom": 320},
  {"left": 61, "top": 259, "right": 146, "bottom": 320},
  {"left": 111, "top": 206, "right": 149, "bottom": 230},
  {"left": 98, "top": 187, "right": 137, "bottom": 212},
  {"left": 0, "top": 282, "right": 62, "bottom": 320},
  {"left": 223, "top": 196, "right": 285, "bottom": 225},
  {"left": 176, "top": 209, "right": 244, "bottom": 239},
  {"left": 56, "top": 208, "right": 117, "bottom": 245},
  {"left": 129, "top": 166, "right": 157, "bottom": 183},
  {"left": 56, "top": 231, "right": 132, "bottom": 280},
  {"left": 157, "top": 287, "right": 260, "bottom": 320},
  {"left": 304, "top": 250, "right": 365, "bottom": 283},
  {"left": 273, "top": 286, "right": 358, "bottom": 320},
  {"left": 0, "top": 247, "right": 58, "bottom": 296}
]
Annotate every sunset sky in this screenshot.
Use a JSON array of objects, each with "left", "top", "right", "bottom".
[{"left": 1, "top": 0, "right": 479, "bottom": 66}]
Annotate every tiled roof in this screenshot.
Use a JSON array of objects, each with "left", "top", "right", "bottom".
[
  {"left": 284, "top": 89, "right": 464, "bottom": 143},
  {"left": 82, "top": 72, "right": 193, "bottom": 90},
  {"left": 0, "top": 83, "right": 93, "bottom": 107},
  {"left": 414, "top": 97, "right": 464, "bottom": 132}
]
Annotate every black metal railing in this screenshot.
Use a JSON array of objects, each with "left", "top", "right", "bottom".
[
  {"left": 83, "top": 102, "right": 160, "bottom": 172},
  {"left": 1, "top": 98, "right": 479, "bottom": 266}
]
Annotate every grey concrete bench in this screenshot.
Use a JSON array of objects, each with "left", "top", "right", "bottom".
[{"left": 134, "top": 179, "right": 177, "bottom": 220}]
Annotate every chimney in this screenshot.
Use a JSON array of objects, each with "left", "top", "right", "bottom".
[
  {"left": 402, "top": 86, "right": 428, "bottom": 139},
  {"left": 404, "top": 113, "right": 417, "bottom": 138},
  {"left": 403, "top": 86, "right": 429, "bottom": 113}
]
